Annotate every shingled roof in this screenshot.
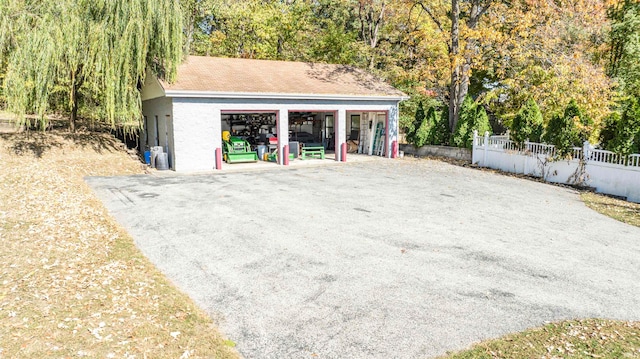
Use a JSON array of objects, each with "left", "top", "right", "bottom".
[{"left": 158, "top": 56, "right": 406, "bottom": 99}]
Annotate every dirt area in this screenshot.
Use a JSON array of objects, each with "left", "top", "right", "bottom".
[{"left": 0, "top": 131, "right": 238, "bottom": 358}]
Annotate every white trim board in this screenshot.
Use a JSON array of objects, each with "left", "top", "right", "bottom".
[{"left": 164, "top": 90, "right": 408, "bottom": 102}]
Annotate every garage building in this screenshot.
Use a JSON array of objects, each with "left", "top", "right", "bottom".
[{"left": 141, "top": 56, "right": 408, "bottom": 172}]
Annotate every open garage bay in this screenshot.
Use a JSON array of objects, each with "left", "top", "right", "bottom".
[{"left": 86, "top": 159, "right": 640, "bottom": 359}]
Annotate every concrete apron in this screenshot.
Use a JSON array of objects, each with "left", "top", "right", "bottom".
[{"left": 151, "top": 153, "right": 387, "bottom": 175}]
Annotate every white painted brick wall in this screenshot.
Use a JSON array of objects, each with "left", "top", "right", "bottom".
[{"left": 172, "top": 98, "right": 218, "bottom": 172}]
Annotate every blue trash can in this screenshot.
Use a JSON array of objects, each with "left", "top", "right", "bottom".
[{"left": 144, "top": 150, "right": 151, "bottom": 165}]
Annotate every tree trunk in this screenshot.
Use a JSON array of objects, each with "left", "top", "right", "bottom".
[
  {"left": 277, "top": 37, "right": 284, "bottom": 57},
  {"left": 69, "top": 67, "right": 82, "bottom": 133},
  {"left": 183, "top": 1, "right": 199, "bottom": 56},
  {"left": 185, "top": 22, "right": 194, "bottom": 56},
  {"left": 448, "top": 0, "right": 488, "bottom": 132},
  {"left": 70, "top": 85, "right": 77, "bottom": 133},
  {"left": 359, "top": 1, "right": 386, "bottom": 69}
]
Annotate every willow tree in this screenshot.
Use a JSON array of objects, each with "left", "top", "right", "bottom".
[{"left": 1, "top": 0, "right": 182, "bottom": 132}]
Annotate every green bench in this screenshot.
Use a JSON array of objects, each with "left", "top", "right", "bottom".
[{"left": 300, "top": 146, "right": 325, "bottom": 160}]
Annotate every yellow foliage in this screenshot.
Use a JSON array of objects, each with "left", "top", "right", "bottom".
[{"left": 483, "top": 0, "right": 613, "bottom": 125}]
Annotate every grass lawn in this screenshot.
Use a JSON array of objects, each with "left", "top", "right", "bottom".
[
  {"left": 581, "top": 192, "right": 640, "bottom": 228},
  {"left": 441, "top": 319, "right": 640, "bottom": 359},
  {"left": 0, "top": 131, "right": 238, "bottom": 358}
]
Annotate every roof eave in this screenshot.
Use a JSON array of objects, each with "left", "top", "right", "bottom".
[
  {"left": 164, "top": 90, "right": 409, "bottom": 102},
  {"left": 141, "top": 72, "right": 168, "bottom": 101}
]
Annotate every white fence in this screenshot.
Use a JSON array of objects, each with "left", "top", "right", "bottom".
[{"left": 472, "top": 131, "right": 640, "bottom": 203}]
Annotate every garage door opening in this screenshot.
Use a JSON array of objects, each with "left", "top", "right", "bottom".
[
  {"left": 288, "top": 112, "right": 337, "bottom": 159},
  {"left": 354, "top": 112, "right": 389, "bottom": 156},
  {"left": 219, "top": 111, "right": 343, "bottom": 165},
  {"left": 220, "top": 112, "right": 279, "bottom": 164},
  {"left": 216, "top": 110, "right": 391, "bottom": 168}
]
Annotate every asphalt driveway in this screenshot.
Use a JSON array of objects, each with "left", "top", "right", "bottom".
[{"left": 86, "top": 158, "right": 640, "bottom": 359}]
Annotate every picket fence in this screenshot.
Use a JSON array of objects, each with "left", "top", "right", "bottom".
[{"left": 471, "top": 131, "right": 640, "bottom": 203}]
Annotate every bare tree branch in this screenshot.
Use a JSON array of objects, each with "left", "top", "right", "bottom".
[{"left": 416, "top": 2, "right": 445, "bottom": 34}]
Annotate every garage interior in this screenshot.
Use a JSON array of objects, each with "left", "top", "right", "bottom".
[{"left": 218, "top": 111, "right": 389, "bottom": 165}]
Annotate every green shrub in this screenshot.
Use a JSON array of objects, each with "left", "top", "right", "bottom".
[
  {"left": 599, "top": 111, "right": 621, "bottom": 151},
  {"left": 398, "top": 92, "right": 440, "bottom": 144},
  {"left": 406, "top": 101, "right": 425, "bottom": 146},
  {"left": 606, "top": 99, "right": 640, "bottom": 155},
  {"left": 406, "top": 101, "right": 453, "bottom": 148},
  {"left": 414, "top": 106, "right": 436, "bottom": 147},
  {"left": 543, "top": 113, "right": 574, "bottom": 155},
  {"left": 399, "top": 115, "right": 415, "bottom": 142},
  {"left": 510, "top": 98, "right": 543, "bottom": 144},
  {"left": 428, "top": 106, "right": 450, "bottom": 146},
  {"left": 564, "top": 99, "right": 593, "bottom": 143},
  {"left": 451, "top": 96, "right": 474, "bottom": 148},
  {"left": 543, "top": 100, "right": 591, "bottom": 157},
  {"left": 475, "top": 105, "right": 492, "bottom": 138},
  {"left": 620, "top": 100, "right": 640, "bottom": 154},
  {"left": 452, "top": 96, "right": 492, "bottom": 148},
  {"left": 413, "top": 101, "right": 426, "bottom": 143}
]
